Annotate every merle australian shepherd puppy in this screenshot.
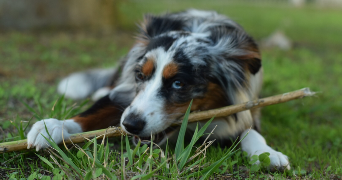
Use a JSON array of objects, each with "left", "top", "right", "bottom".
[{"left": 27, "top": 9, "right": 290, "bottom": 170}]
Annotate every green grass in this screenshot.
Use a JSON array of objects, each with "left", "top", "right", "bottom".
[
  {"left": 1, "top": 99, "right": 260, "bottom": 179},
  {"left": 1, "top": 1, "right": 342, "bottom": 179}
]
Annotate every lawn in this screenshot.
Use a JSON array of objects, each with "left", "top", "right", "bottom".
[{"left": 1, "top": 1, "right": 342, "bottom": 179}]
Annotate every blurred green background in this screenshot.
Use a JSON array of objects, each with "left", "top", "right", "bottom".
[{"left": 0, "top": 0, "right": 341, "bottom": 177}]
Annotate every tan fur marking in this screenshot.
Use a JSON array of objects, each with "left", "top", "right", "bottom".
[
  {"left": 73, "top": 107, "right": 122, "bottom": 132},
  {"left": 191, "top": 83, "right": 228, "bottom": 110},
  {"left": 164, "top": 83, "right": 256, "bottom": 136},
  {"left": 164, "top": 83, "right": 227, "bottom": 119},
  {"left": 163, "top": 63, "right": 178, "bottom": 79},
  {"left": 239, "top": 51, "right": 261, "bottom": 60},
  {"left": 136, "top": 38, "right": 149, "bottom": 46},
  {"left": 236, "top": 47, "right": 261, "bottom": 75},
  {"left": 240, "top": 44, "right": 261, "bottom": 60},
  {"left": 142, "top": 58, "right": 155, "bottom": 76}
]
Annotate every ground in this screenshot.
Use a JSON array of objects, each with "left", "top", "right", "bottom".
[{"left": 1, "top": 1, "right": 342, "bottom": 179}]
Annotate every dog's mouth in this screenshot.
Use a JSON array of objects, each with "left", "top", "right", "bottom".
[{"left": 132, "top": 127, "right": 177, "bottom": 146}]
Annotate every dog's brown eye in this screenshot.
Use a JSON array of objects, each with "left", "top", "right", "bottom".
[
  {"left": 136, "top": 72, "right": 145, "bottom": 81},
  {"left": 172, "top": 80, "right": 184, "bottom": 89}
]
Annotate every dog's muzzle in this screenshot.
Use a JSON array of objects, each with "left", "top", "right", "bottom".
[
  {"left": 122, "top": 113, "right": 179, "bottom": 146},
  {"left": 122, "top": 113, "right": 146, "bottom": 135}
]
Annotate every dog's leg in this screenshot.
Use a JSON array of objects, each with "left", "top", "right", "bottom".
[
  {"left": 58, "top": 68, "right": 116, "bottom": 100},
  {"left": 27, "top": 95, "right": 124, "bottom": 151},
  {"left": 240, "top": 129, "right": 291, "bottom": 170}
]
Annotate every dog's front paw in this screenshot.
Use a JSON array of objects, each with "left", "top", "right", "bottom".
[
  {"left": 253, "top": 147, "right": 291, "bottom": 171},
  {"left": 27, "top": 119, "right": 81, "bottom": 151},
  {"left": 240, "top": 129, "right": 290, "bottom": 171}
]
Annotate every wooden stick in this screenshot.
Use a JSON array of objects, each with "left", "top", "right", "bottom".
[{"left": 0, "top": 88, "right": 315, "bottom": 153}]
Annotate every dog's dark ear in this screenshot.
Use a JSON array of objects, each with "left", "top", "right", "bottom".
[
  {"left": 233, "top": 35, "right": 261, "bottom": 75},
  {"left": 209, "top": 26, "right": 262, "bottom": 75},
  {"left": 137, "top": 15, "right": 184, "bottom": 45}
]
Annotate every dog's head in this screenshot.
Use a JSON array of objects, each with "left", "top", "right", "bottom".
[{"left": 116, "top": 10, "right": 262, "bottom": 145}]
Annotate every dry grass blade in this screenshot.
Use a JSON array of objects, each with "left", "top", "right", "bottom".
[
  {"left": 183, "top": 125, "right": 217, "bottom": 166},
  {"left": 48, "top": 149, "right": 77, "bottom": 178},
  {"left": 180, "top": 140, "right": 215, "bottom": 175},
  {"left": 187, "top": 140, "right": 215, "bottom": 165},
  {"left": 61, "top": 122, "right": 69, "bottom": 152},
  {"left": 74, "top": 143, "right": 92, "bottom": 163},
  {"left": 194, "top": 125, "right": 217, "bottom": 155}
]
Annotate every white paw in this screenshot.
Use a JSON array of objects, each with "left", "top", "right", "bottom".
[
  {"left": 27, "top": 119, "right": 82, "bottom": 151},
  {"left": 253, "top": 146, "right": 291, "bottom": 171},
  {"left": 240, "top": 129, "right": 290, "bottom": 171}
]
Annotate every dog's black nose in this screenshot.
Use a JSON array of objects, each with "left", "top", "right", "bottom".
[{"left": 122, "top": 114, "right": 146, "bottom": 135}]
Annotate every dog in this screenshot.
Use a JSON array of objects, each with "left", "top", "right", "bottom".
[{"left": 27, "top": 9, "right": 290, "bottom": 170}]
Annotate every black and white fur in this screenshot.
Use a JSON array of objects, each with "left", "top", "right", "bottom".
[{"left": 27, "top": 9, "right": 290, "bottom": 170}]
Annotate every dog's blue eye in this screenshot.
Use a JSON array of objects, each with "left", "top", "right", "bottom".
[{"left": 172, "top": 81, "right": 184, "bottom": 89}]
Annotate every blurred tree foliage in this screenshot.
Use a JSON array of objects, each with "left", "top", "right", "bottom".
[{"left": 0, "top": 0, "right": 125, "bottom": 31}]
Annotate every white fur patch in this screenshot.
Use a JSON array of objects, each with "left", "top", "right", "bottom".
[
  {"left": 120, "top": 47, "right": 174, "bottom": 136},
  {"left": 58, "top": 73, "right": 93, "bottom": 100},
  {"left": 27, "top": 119, "right": 82, "bottom": 151},
  {"left": 240, "top": 129, "right": 291, "bottom": 170},
  {"left": 58, "top": 68, "right": 115, "bottom": 100},
  {"left": 248, "top": 69, "right": 263, "bottom": 100},
  {"left": 92, "top": 87, "right": 111, "bottom": 101}
]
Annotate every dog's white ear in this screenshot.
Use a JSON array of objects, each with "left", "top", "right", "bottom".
[{"left": 109, "top": 83, "right": 136, "bottom": 106}]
